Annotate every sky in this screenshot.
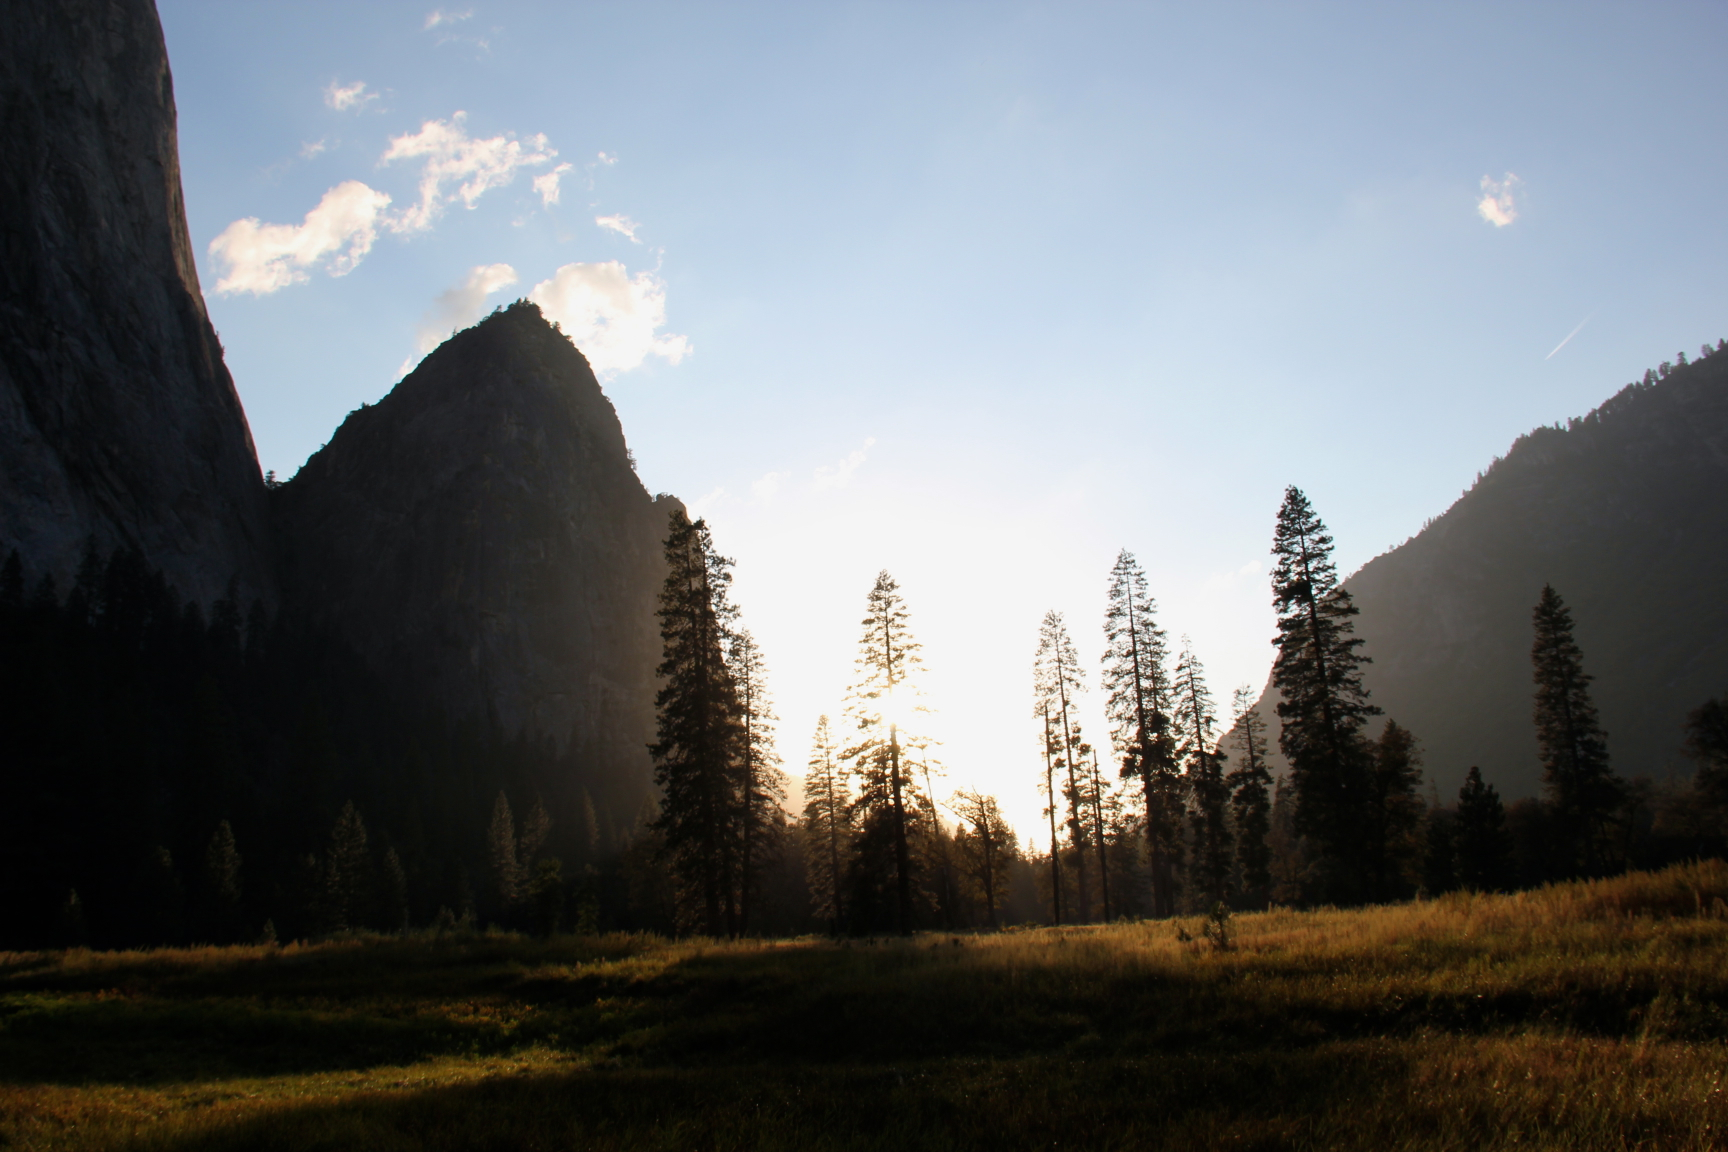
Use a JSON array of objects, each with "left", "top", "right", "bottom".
[{"left": 160, "top": 1, "right": 1728, "bottom": 839}]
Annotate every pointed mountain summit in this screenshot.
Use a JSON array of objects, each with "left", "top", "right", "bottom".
[
  {"left": 0, "top": 0, "right": 273, "bottom": 605},
  {"left": 276, "top": 302, "right": 674, "bottom": 808}
]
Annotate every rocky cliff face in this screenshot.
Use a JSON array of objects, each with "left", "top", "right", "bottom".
[
  {"left": 1246, "top": 348, "right": 1728, "bottom": 799},
  {"left": 0, "top": 0, "right": 273, "bottom": 605},
  {"left": 276, "top": 303, "right": 673, "bottom": 803}
]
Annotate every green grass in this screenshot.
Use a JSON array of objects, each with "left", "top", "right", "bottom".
[{"left": 5, "top": 863, "right": 1728, "bottom": 1149}]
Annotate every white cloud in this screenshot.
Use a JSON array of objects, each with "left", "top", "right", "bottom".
[
  {"left": 1477, "top": 172, "right": 1522, "bottom": 227},
  {"left": 299, "top": 138, "right": 329, "bottom": 160},
  {"left": 414, "top": 263, "right": 518, "bottom": 353},
  {"left": 208, "top": 180, "right": 393, "bottom": 295},
  {"left": 423, "top": 8, "right": 472, "bottom": 30},
  {"left": 813, "top": 438, "right": 876, "bottom": 490},
  {"left": 528, "top": 261, "right": 691, "bottom": 376},
  {"left": 533, "top": 163, "right": 573, "bottom": 207},
  {"left": 596, "top": 152, "right": 617, "bottom": 166},
  {"left": 595, "top": 214, "right": 641, "bottom": 242},
  {"left": 687, "top": 487, "right": 726, "bottom": 520},
  {"left": 381, "top": 113, "right": 556, "bottom": 232},
  {"left": 323, "top": 80, "right": 377, "bottom": 113},
  {"left": 752, "top": 471, "right": 790, "bottom": 501}
]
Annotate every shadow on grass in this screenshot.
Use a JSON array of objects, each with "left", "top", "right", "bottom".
[{"left": 125, "top": 1048, "right": 1420, "bottom": 1152}]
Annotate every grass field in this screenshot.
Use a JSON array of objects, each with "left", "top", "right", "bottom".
[{"left": 3, "top": 863, "right": 1727, "bottom": 1150}]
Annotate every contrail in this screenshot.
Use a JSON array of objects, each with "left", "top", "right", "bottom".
[{"left": 1545, "top": 311, "right": 1596, "bottom": 360}]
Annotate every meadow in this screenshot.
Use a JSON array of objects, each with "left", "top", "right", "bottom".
[{"left": 3, "top": 863, "right": 1727, "bottom": 1151}]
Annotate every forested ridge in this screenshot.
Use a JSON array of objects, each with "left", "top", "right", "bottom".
[{"left": 5, "top": 346, "right": 1728, "bottom": 947}]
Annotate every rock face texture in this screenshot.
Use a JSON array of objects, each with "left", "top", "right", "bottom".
[
  {"left": 0, "top": 0, "right": 273, "bottom": 605},
  {"left": 1248, "top": 349, "right": 1728, "bottom": 799},
  {"left": 276, "top": 303, "right": 673, "bottom": 799}
]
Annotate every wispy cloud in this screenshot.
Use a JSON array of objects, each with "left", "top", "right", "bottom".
[
  {"left": 532, "top": 163, "right": 573, "bottom": 207},
  {"left": 595, "top": 214, "right": 641, "bottom": 242},
  {"left": 208, "top": 180, "right": 392, "bottom": 295},
  {"left": 1477, "top": 172, "right": 1522, "bottom": 228},
  {"left": 813, "top": 438, "right": 876, "bottom": 491},
  {"left": 415, "top": 263, "right": 518, "bottom": 354},
  {"left": 423, "top": 8, "right": 472, "bottom": 30},
  {"left": 528, "top": 261, "right": 691, "bottom": 376},
  {"left": 751, "top": 471, "right": 790, "bottom": 501},
  {"left": 596, "top": 152, "right": 617, "bottom": 167},
  {"left": 299, "top": 138, "right": 330, "bottom": 160},
  {"left": 323, "top": 80, "right": 378, "bottom": 113},
  {"left": 1545, "top": 311, "right": 1596, "bottom": 360},
  {"left": 381, "top": 112, "right": 556, "bottom": 232}
]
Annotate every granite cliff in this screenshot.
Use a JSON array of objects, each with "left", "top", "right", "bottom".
[
  {"left": 0, "top": 0, "right": 273, "bottom": 605},
  {"left": 276, "top": 303, "right": 674, "bottom": 809}
]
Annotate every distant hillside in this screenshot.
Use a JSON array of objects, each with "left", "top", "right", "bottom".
[{"left": 1251, "top": 343, "right": 1728, "bottom": 799}]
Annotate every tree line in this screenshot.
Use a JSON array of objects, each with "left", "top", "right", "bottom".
[{"left": 648, "top": 467, "right": 1728, "bottom": 934}]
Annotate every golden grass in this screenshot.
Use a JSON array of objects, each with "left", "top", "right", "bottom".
[{"left": 2, "top": 863, "right": 1727, "bottom": 1149}]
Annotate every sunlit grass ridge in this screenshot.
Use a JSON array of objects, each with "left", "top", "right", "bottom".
[{"left": 2, "top": 863, "right": 1726, "bottom": 1149}]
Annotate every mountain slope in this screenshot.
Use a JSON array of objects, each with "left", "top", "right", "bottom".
[
  {"left": 1268, "top": 346, "right": 1728, "bottom": 799},
  {"left": 275, "top": 302, "right": 674, "bottom": 814},
  {"left": 0, "top": 0, "right": 273, "bottom": 605}
]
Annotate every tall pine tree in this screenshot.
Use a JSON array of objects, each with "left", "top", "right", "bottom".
[
  {"left": 650, "top": 510, "right": 747, "bottom": 936},
  {"left": 1225, "top": 685, "right": 1273, "bottom": 907},
  {"left": 1455, "top": 766, "right": 1510, "bottom": 891},
  {"left": 727, "top": 628, "right": 786, "bottom": 934},
  {"left": 841, "top": 571, "right": 932, "bottom": 935},
  {"left": 1530, "top": 584, "right": 1623, "bottom": 876},
  {"left": 1363, "top": 720, "right": 1424, "bottom": 901},
  {"left": 1173, "top": 639, "right": 1229, "bottom": 906},
  {"left": 802, "top": 714, "right": 851, "bottom": 932},
  {"left": 1270, "top": 486, "right": 1380, "bottom": 901},
  {"left": 1034, "top": 610, "right": 1092, "bottom": 921},
  {"left": 1101, "top": 549, "right": 1181, "bottom": 916}
]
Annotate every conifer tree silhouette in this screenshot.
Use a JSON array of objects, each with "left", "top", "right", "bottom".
[
  {"left": 1270, "top": 486, "right": 1380, "bottom": 901},
  {"left": 1226, "top": 685, "right": 1273, "bottom": 906},
  {"left": 649, "top": 510, "right": 746, "bottom": 936},
  {"left": 1454, "top": 767, "right": 1509, "bottom": 891},
  {"left": 842, "top": 571, "right": 933, "bottom": 936},
  {"left": 1035, "top": 610, "right": 1092, "bottom": 920},
  {"left": 1101, "top": 550, "right": 1181, "bottom": 916},
  {"left": 1530, "top": 584, "right": 1623, "bottom": 875},
  {"left": 802, "top": 715, "right": 851, "bottom": 932}
]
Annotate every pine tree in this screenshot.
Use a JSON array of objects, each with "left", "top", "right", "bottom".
[
  {"left": 842, "top": 570, "right": 933, "bottom": 936},
  {"left": 1684, "top": 694, "right": 1728, "bottom": 808},
  {"left": 1225, "top": 685, "right": 1273, "bottom": 906},
  {"left": 1101, "top": 549, "right": 1181, "bottom": 916},
  {"left": 204, "top": 819, "right": 244, "bottom": 942},
  {"left": 1039, "top": 703, "right": 1064, "bottom": 924},
  {"left": 1270, "top": 486, "right": 1380, "bottom": 901},
  {"left": 1034, "top": 610, "right": 1094, "bottom": 920},
  {"left": 1084, "top": 743, "right": 1114, "bottom": 921},
  {"left": 952, "top": 788, "right": 1012, "bottom": 929},
  {"left": 518, "top": 799, "right": 552, "bottom": 871},
  {"left": 1530, "top": 585, "right": 1623, "bottom": 876},
  {"left": 322, "top": 801, "right": 371, "bottom": 934},
  {"left": 487, "top": 792, "right": 522, "bottom": 913},
  {"left": 728, "top": 628, "right": 786, "bottom": 934},
  {"left": 379, "top": 846, "right": 410, "bottom": 933},
  {"left": 649, "top": 510, "right": 747, "bottom": 936},
  {"left": 1173, "top": 639, "right": 1229, "bottom": 906},
  {"left": 1363, "top": 720, "right": 1424, "bottom": 901},
  {"left": 1455, "top": 766, "right": 1509, "bottom": 891},
  {"left": 802, "top": 714, "right": 851, "bottom": 932}
]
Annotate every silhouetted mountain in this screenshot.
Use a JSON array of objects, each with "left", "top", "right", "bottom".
[
  {"left": 1247, "top": 346, "right": 1728, "bottom": 800},
  {"left": 275, "top": 302, "right": 675, "bottom": 820},
  {"left": 0, "top": 0, "right": 273, "bottom": 605}
]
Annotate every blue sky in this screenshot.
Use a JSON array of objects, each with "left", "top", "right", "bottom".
[{"left": 161, "top": 1, "right": 1728, "bottom": 834}]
